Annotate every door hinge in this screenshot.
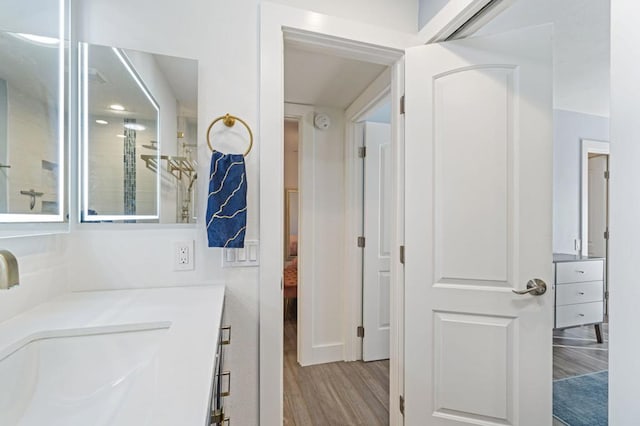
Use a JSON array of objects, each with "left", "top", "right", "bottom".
[
  {"left": 357, "top": 326, "right": 365, "bottom": 338},
  {"left": 358, "top": 146, "right": 367, "bottom": 158},
  {"left": 399, "top": 245, "right": 405, "bottom": 264},
  {"left": 400, "top": 95, "right": 405, "bottom": 115},
  {"left": 357, "top": 236, "right": 366, "bottom": 248},
  {"left": 399, "top": 395, "right": 405, "bottom": 415},
  {"left": 604, "top": 170, "right": 610, "bottom": 179},
  {"left": 605, "top": 291, "right": 609, "bottom": 300},
  {"left": 604, "top": 229, "right": 609, "bottom": 240}
]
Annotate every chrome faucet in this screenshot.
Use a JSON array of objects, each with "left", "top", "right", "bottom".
[{"left": 0, "top": 250, "right": 19, "bottom": 289}]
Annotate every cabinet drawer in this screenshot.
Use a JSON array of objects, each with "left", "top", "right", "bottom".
[
  {"left": 555, "top": 302, "right": 603, "bottom": 328},
  {"left": 556, "top": 281, "right": 603, "bottom": 306},
  {"left": 556, "top": 261, "right": 603, "bottom": 284}
]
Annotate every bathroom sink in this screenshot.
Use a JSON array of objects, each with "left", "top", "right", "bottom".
[{"left": 0, "top": 322, "right": 170, "bottom": 426}]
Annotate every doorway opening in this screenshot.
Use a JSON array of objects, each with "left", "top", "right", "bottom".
[{"left": 281, "top": 40, "right": 395, "bottom": 424}]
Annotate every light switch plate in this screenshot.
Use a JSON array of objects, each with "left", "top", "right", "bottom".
[{"left": 222, "top": 240, "right": 259, "bottom": 268}]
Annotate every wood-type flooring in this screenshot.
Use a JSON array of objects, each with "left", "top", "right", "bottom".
[
  {"left": 283, "top": 319, "right": 389, "bottom": 425},
  {"left": 283, "top": 320, "right": 608, "bottom": 425}
]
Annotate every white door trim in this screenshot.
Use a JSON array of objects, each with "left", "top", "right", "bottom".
[
  {"left": 344, "top": 68, "right": 391, "bottom": 363},
  {"left": 259, "top": 3, "right": 416, "bottom": 425},
  {"left": 581, "top": 139, "right": 610, "bottom": 256}
]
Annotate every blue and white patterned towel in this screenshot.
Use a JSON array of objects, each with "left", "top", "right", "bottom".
[{"left": 206, "top": 151, "right": 247, "bottom": 248}]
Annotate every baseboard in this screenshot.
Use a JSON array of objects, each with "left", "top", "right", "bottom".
[{"left": 306, "top": 342, "right": 344, "bottom": 366}]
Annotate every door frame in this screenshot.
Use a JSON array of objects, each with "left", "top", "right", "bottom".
[
  {"left": 259, "top": 2, "right": 506, "bottom": 425},
  {"left": 581, "top": 139, "right": 610, "bottom": 256},
  {"left": 343, "top": 68, "right": 392, "bottom": 363},
  {"left": 259, "top": 4, "right": 417, "bottom": 425}
]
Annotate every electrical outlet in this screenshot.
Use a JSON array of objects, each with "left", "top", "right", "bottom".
[{"left": 174, "top": 241, "right": 194, "bottom": 271}]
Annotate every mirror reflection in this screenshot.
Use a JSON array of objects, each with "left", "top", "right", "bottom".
[
  {"left": 80, "top": 43, "right": 198, "bottom": 223},
  {"left": 0, "top": 30, "right": 64, "bottom": 221}
]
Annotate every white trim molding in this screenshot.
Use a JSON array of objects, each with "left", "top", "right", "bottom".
[
  {"left": 343, "top": 68, "right": 391, "bottom": 363},
  {"left": 581, "top": 139, "right": 610, "bottom": 256}
]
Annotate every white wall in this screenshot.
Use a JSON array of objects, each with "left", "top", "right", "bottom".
[
  {"left": 298, "top": 106, "right": 346, "bottom": 364},
  {"left": 418, "top": 0, "right": 449, "bottom": 30},
  {"left": 553, "top": 109, "right": 609, "bottom": 254},
  {"left": 273, "top": 0, "right": 418, "bottom": 32},
  {"left": 610, "top": 1, "right": 640, "bottom": 422},
  {"left": 478, "top": 0, "right": 610, "bottom": 117},
  {"left": 0, "top": 234, "right": 69, "bottom": 323},
  {"left": 0, "top": 0, "right": 59, "bottom": 37}
]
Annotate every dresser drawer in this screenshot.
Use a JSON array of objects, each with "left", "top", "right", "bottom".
[
  {"left": 555, "top": 302, "right": 603, "bottom": 328},
  {"left": 556, "top": 281, "right": 603, "bottom": 306},
  {"left": 556, "top": 261, "right": 603, "bottom": 284}
]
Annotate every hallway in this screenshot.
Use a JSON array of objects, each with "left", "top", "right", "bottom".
[{"left": 283, "top": 320, "right": 390, "bottom": 425}]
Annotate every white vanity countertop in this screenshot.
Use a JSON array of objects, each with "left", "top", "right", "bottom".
[{"left": 0, "top": 285, "right": 225, "bottom": 426}]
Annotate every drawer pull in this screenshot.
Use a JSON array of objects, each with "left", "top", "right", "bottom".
[
  {"left": 220, "top": 325, "right": 231, "bottom": 345},
  {"left": 217, "top": 371, "right": 231, "bottom": 397},
  {"left": 210, "top": 409, "right": 231, "bottom": 426},
  {"left": 211, "top": 409, "right": 224, "bottom": 424},
  {"left": 579, "top": 292, "right": 585, "bottom": 295},
  {"left": 576, "top": 270, "right": 585, "bottom": 274},
  {"left": 578, "top": 313, "right": 585, "bottom": 317}
]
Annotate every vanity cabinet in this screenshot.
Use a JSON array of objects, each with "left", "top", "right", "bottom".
[{"left": 553, "top": 254, "right": 605, "bottom": 342}]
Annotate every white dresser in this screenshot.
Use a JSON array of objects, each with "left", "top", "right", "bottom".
[{"left": 553, "top": 253, "right": 605, "bottom": 343}]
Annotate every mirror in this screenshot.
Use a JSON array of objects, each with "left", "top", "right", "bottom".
[
  {"left": 285, "top": 189, "right": 298, "bottom": 259},
  {"left": 0, "top": 23, "right": 65, "bottom": 222},
  {"left": 79, "top": 43, "right": 198, "bottom": 223}
]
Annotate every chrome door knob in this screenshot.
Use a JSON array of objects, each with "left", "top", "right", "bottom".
[{"left": 512, "top": 278, "right": 547, "bottom": 296}]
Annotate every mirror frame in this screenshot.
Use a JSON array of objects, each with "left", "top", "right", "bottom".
[
  {"left": 79, "top": 43, "right": 161, "bottom": 222},
  {"left": 0, "top": 7, "right": 66, "bottom": 223}
]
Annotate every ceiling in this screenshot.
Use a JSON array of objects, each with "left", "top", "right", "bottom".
[
  {"left": 0, "top": 32, "right": 59, "bottom": 104},
  {"left": 284, "top": 43, "right": 388, "bottom": 109}
]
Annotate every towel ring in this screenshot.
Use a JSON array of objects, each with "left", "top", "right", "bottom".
[{"left": 206, "top": 113, "right": 253, "bottom": 157}]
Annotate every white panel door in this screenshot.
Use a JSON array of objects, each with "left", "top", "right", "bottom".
[
  {"left": 588, "top": 155, "right": 608, "bottom": 258},
  {"left": 404, "top": 26, "right": 553, "bottom": 425},
  {"left": 363, "top": 121, "right": 392, "bottom": 362}
]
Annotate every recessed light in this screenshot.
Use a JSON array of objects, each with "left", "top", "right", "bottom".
[
  {"left": 124, "top": 123, "right": 146, "bottom": 131},
  {"left": 116, "top": 134, "right": 126, "bottom": 138},
  {"left": 109, "top": 104, "right": 126, "bottom": 111},
  {"left": 95, "top": 119, "right": 108, "bottom": 125}
]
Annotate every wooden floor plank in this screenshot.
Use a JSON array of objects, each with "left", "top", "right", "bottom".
[
  {"left": 283, "top": 320, "right": 389, "bottom": 425},
  {"left": 284, "top": 321, "right": 608, "bottom": 424},
  {"left": 553, "top": 323, "right": 609, "bottom": 380}
]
